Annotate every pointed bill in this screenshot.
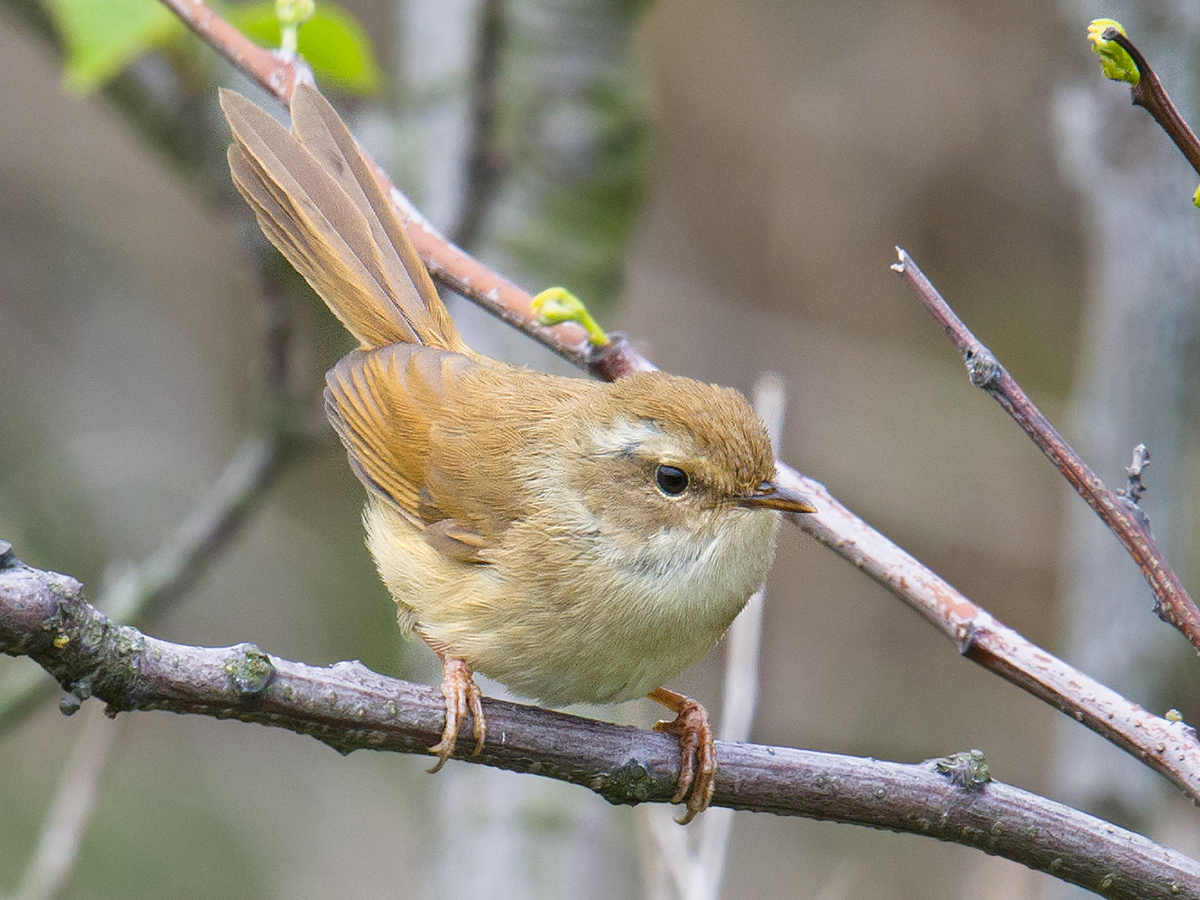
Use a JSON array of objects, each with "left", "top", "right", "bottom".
[{"left": 739, "top": 480, "right": 817, "bottom": 514}]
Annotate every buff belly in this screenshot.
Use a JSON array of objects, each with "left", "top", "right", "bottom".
[{"left": 364, "top": 498, "right": 780, "bottom": 707}]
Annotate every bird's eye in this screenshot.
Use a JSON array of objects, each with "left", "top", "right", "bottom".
[{"left": 655, "top": 464, "right": 689, "bottom": 496}]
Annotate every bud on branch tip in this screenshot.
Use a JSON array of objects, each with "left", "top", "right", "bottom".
[
  {"left": 1088, "top": 19, "right": 1139, "bottom": 86},
  {"left": 530, "top": 287, "right": 610, "bottom": 347}
]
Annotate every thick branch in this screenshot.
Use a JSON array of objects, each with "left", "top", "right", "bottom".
[
  {"left": 2, "top": 548, "right": 1198, "bottom": 900},
  {"left": 892, "top": 247, "right": 1200, "bottom": 650}
]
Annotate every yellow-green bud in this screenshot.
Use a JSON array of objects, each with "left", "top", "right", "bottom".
[
  {"left": 1087, "top": 19, "right": 1140, "bottom": 86},
  {"left": 530, "top": 287, "right": 609, "bottom": 347}
]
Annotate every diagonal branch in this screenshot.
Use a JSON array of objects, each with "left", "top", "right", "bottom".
[
  {"left": 2, "top": 547, "right": 1199, "bottom": 900},
  {"left": 0, "top": 435, "right": 303, "bottom": 738},
  {"left": 772, "top": 466, "right": 1200, "bottom": 801},
  {"left": 157, "top": 0, "right": 311, "bottom": 100},
  {"left": 1101, "top": 27, "right": 1200, "bottom": 179},
  {"left": 892, "top": 247, "right": 1200, "bottom": 650},
  {"left": 143, "top": 0, "right": 1200, "bottom": 808}
]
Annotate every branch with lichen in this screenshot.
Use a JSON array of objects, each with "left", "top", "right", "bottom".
[
  {"left": 133, "top": 0, "right": 1200, "bottom": 809},
  {"left": 2, "top": 546, "right": 1198, "bottom": 900}
]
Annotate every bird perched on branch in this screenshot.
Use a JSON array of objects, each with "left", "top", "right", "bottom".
[{"left": 221, "top": 83, "right": 813, "bottom": 822}]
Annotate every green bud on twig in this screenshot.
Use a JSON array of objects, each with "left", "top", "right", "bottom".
[
  {"left": 1087, "top": 19, "right": 1139, "bottom": 86},
  {"left": 531, "top": 287, "right": 610, "bottom": 347}
]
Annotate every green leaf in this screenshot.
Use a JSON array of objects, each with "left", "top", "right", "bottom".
[
  {"left": 44, "top": 0, "right": 183, "bottom": 93},
  {"left": 227, "top": 2, "right": 383, "bottom": 94}
]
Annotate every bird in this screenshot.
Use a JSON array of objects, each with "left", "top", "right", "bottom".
[{"left": 220, "top": 83, "right": 814, "bottom": 822}]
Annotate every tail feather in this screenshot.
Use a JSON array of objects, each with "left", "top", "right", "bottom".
[
  {"left": 288, "top": 85, "right": 464, "bottom": 350},
  {"left": 221, "top": 85, "right": 465, "bottom": 352}
]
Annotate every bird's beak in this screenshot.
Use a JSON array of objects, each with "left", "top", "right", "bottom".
[{"left": 740, "top": 480, "right": 817, "bottom": 514}]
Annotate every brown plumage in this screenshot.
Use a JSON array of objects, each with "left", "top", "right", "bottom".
[{"left": 221, "top": 84, "right": 813, "bottom": 822}]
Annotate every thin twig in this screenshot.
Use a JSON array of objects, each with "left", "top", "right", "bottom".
[
  {"left": 9, "top": 709, "right": 122, "bottom": 900},
  {"left": 146, "top": 0, "right": 1200, "bottom": 810},
  {"left": 158, "top": 0, "right": 312, "bottom": 99},
  {"left": 774, "top": 463, "right": 1200, "bottom": 802},
  {"left": 1122, "top": 444, "right": 1151, "bottom": 506},
  {"left": 1102, "top": 27, "right": 1200, "bottom": 179},
  {"left": 891, "top": 247, "right": 1200, "bottom": 650},
  {"left": 720, "top": 370, "right": 788, "bottom": 746},
  {"left": 1, "top": 553, "right": 1198, "bottom": 900}
]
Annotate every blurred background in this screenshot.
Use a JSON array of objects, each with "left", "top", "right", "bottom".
[{"left": 2, "top": 0, "right": 1200, "bottom": 898}]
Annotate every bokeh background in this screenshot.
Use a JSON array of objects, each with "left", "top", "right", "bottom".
[{"left": 3, "top": 1, "right": 1200, "bottom": 898}]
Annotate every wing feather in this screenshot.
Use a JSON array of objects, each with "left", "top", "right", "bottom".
[{"left": 324, "top": 346, "right": 499, "bottom": 562}]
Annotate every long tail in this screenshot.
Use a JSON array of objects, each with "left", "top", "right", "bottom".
[{"left": 221, "top": 84, "right": 466, "bottom": 353}]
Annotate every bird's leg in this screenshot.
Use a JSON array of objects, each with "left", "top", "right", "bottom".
[
  {"left": 427, "top": 651, "right": 486, "bottom": 773},
  {"left": 648, "top": 687, "right": 716, "bottom": 824}
]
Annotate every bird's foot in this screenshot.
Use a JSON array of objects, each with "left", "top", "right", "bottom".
[
  {"left": 648, "top": 687, "right": 716, "bottom": 824},
  {"left": 428, "top": 654, "right": 486, "bottom": 773}
]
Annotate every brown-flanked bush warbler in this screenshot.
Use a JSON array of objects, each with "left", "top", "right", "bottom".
[{"left": 221, "top": 84, "right": 814, "bottom": 822}]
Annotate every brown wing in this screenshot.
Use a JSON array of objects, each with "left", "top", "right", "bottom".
[
  {"left": 221, "top": 86, "right": 465, "bottom": 353},
  {"left": 324, "top": 345, "right": 504, "bottom": 562}
]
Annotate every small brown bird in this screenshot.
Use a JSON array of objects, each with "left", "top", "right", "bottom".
[{"left": 221, "top": 84, "right": 813, "bottom": 822}]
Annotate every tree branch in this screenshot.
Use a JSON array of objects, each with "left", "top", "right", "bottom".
[
  {"left": 773, "top": 466, "right": 1200, "bottom": 800},
  {"left": 2, "top": 548, "right": 1198, "bottom": 900},
  {"left": 892, "top": 247, "right": 1200, "bottom": 649},
  {"left": 157, "top": 0, "right": 311, "bottom": 100},
  {"left": 1102, "top": 27, "right": 1200, "bottom": 179}
]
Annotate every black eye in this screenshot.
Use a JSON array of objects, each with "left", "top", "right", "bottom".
[{"left": 655, "top": 465, "right": 689, "bottom": 496}]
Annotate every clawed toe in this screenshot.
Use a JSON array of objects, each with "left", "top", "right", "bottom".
[
  {"left": 649, "top": 687, "right": 717, "bottom": 824},
  {"left": 428, "top": 654, "right": 486, "bottom": 773}
]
